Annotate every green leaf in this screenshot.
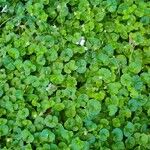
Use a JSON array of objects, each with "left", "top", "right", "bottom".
[
  {"left": 128, "top": 61, "right": 142, "bottom": 74},
  {"left": 64, "top": 60, "right": 77, "bottom": 74},
  {"left": 139, "top": 133, "right": 149, "bottom": 145},
  {"left": 0, "top": 125, "right": 9, "bottom": 136},
  {"left": 65, "top": 103, "right": 76, "bottom": 118},
  {"left": 0, "top": 87, "right": 4, "bottom": 97},
  {"left": 50, "top": 73, "right": 65, "bottom": 84},
  {"left": 40, "top": 129, "right": 55, "bottom": 142},
  {"left": 76, "top": 59, "right": 87, "bottom": 74},
  {"left": 124, "top": 122, "right": 135, "bottom": 137},
  {"left": 108, "top": 82, "right": 122, "bottom": 95},
  {"left": 121, "top": 73, "right": 132, "bottom": 87},
  {"left": 112, "top": 141, "right": 125, "bottom": 150},
  {"left": 99, "top": 128, "right": 110, "bottom": 141},
  {"left": 128, "top": 99, "right": 140, "bottom": 111},
  {"left": 17, "top": 108, "right": 29, "bottom": 119},
  {"left": 22, "top": 129, "right": 34, "bottom": 143},
  {"left": 44, "top": 115, "right": 58, "bottom": 128},
  {"left": 47, "top": 49, "right": 58, "bottom": 62},
  {"left": 53, "top": 103, "right": 65, "bottom": 111},
  {"left": 70, "top": 137, "right": 89, "bottom": 150},
  {"left": 112, "top": 128, "right": 123, "bottom": 141},
  {"left": 60, "top": 48, "right": 73, "bottom": 62},
  {"left": 98, "top": 68, "right": 112, "bottom": 83},
  {"left": 15, "top": 90, "right": 24, "bottom": 99},
  {"left": 125, "top": 137, "right": 135, "bottom": 149},
  {"left": 2, "top": 56, "right": 15, "bottom": 70},
  {"left": 34, "top": 116, "right": 44, "bottom": 130},
  {"left": 94, "top": 7, "right": 105, "bottom": 21},
  {"left": 7, "top": 48, "right": 20, "bottom": 59},
  {"left": 108, "top": 104, "right": 118, "bottom": 116},
  {"left": 86, "top": 99, "right": 101, "bottom": 119}
]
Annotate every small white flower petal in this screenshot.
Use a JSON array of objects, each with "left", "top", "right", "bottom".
[
  {"left": 46, "top": 83, "right": 56, "bottom": 91},
  {"left": 84, "top": 131, "right": 88, "bottom": 135},
  {"left": 76, "top": 36, "right": 86, "bottom": 46},
  {"left": 46, "top": 87, "right": 49, "bottom": 91},
  {"left": 76, "top": 41, "right": 79, "bottom": 45},
  {"left": 6, "top": 138, "right": 11, "bottom": 142},
  {"left": 1, "top": 5, "right": 7, "bottom": 13},
  {"left": 99, "top": 76, "right": 103, "bottom": 79},
  {"left": 80, "top": 38, "right": 85, "bottom": 46},
  {"left": 39, "top": 112, "right": 43, "bottom": 116},
  {"left": 53, "top": 25, "right": 57, "bottom": 28},
  {"left": 84, "top": 47, "right": 88, "bottom": 50}
]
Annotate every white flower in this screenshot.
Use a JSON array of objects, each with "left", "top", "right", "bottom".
[
  {"left": 25, "top": 41, "right": 30, "bottom": 46},
  {"left": 81, "top": 24, "right": 85, "bottom": 32},
  {"left": 84, "top": 131, "right": 88, "bottom": 135},
  {"left": 1, "top": 5, "right": 7, "bottom": 13},
  {"left": 57, "top": 4, "right": 61, "bottom": 10},
  {"left": 16, "top": 21, "right": 20, "bottom": 26},
  {"left": 33, "top": 114, "right": 37, "bottom": 118},
  {"left": 76, "top": 36, "right": 85, "bottom": 46},
  {"left": 99, "top": 76, "right": 103, "bottom": 79},
  {"left": 104, "top": 86, "right": 107, "bottom": 89},
  {"left": 53, "top": 25, "right": 57, "bottom": 28},
  {"left": 6, "top": 138, "right": 11, "bottom": 142},
  {"left": 39, "top": 112, "right": 43, "bottom": 116},
  {"left": 46, "top": 83, "right": 56, "bottom": 91},
  {"left": 84, "top": 46, "right": 88, "bottom": 51}
]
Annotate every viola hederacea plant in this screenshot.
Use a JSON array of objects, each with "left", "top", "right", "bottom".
[{"left": 0, "top": 0, "right": 150, "bottom": 150}]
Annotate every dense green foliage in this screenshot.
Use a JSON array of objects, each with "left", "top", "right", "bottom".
[{"left": 0, "top": 0, "right": 150, "bottom": 149}]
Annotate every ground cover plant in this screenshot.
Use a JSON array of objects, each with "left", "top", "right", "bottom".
[{"left": 0, "top": 0, "right": 150, "bottom": 149}]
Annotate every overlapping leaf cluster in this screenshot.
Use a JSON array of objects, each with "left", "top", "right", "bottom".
[{"left": 0, "top": 0, "right": 150, "bottom": 149}]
